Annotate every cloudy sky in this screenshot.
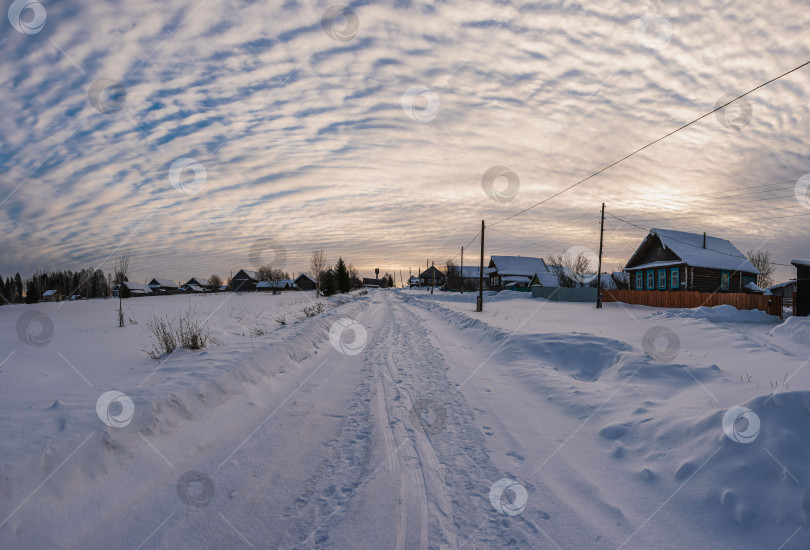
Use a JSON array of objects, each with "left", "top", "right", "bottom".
[{"left": 2, "top": 0, "right": 809, "bottom": 284}]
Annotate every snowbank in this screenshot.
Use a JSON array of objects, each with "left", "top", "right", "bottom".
[
  {"left": 765, "top": 315, "right": 810, "bottom": 350},
  {"left": 648, "top": 304, "right": 780, "bottom": 324}
]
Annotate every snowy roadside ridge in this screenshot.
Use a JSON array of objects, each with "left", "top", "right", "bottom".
[
  {"left": 0, "top": 294, "right": 371, "bottom": 523},
  {"left": 399, "top": 291, "right": 810, "bottom": 537}
]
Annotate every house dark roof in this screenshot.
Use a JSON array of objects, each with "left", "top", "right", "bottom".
[
  {"left": 234, "top": 269, "right": 258, "bottom": 280},
  {"left": 294, "top": 273, "right": 316, "bottom": 284},
  {"left": 627, "top": 229, "right": 759, "bottom": 273}
]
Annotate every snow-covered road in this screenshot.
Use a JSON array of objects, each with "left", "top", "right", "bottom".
[{"left": 2, "top": 289, "right": 810, "bottom": 549}]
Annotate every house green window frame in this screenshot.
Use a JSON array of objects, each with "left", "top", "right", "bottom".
[
  {"left": 646, "top": 270, "right": 655, "bottom": 290},
  {"left": 658, "top": 269, "right": 667, "bottom": 289},
  {"left": 720, "top": 270, "right": 730, "bottom": 291},
  {"left": 671, "top": 268, "right": 680, "bottom": 289},
  {"left": 636, "top": 272, "right": 643, "bottom": 290}
]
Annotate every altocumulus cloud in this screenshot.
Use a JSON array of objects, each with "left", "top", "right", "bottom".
[{"left": 0, "top": 0, "right": 809, "bottom": 281}]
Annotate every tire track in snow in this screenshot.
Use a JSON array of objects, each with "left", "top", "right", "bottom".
[{"left": 379, "top": 296, "right": 538, "bottom": 549}]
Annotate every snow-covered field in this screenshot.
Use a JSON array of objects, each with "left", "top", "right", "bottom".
[{"left": 1, "top": 288, "right": 809, "bottom": 549}]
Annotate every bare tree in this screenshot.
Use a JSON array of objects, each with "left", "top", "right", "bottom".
[
  {"left": 309, "top": 249, "right": 327, "bottom": 297},
  {"left": 747, "top": 249, "right": 775, "bottom": 289},
  {"left": 257, "top": 266, "right": 289, "bottom": 282},
  {"left": 348, "top": 263, "right": 361, "bottom": 289},
  {"left": 114, "top": 248, "right": 130, "bottom": 327},
  {"left": 209, "top": 274, "right": 223, "bottom": 292},
  {"left": 547, "top": 250, "right": 595, "bottom": 287}
]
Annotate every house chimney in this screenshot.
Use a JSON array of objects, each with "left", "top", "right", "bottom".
[{"left": 703, "top": 232, "right": 706, "bottom": 249}]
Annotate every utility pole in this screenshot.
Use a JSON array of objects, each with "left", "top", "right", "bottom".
[
  {"left": 477, "top": 220, "right": 484, "bottom": 312},
  {"left": 431, "top": 261, "right": 435, "bottom": 294},
  {"left": 596, "top": 202, "right": 605, "bottom": 309},
  {"left": 460, "top": 246, "right": 464, "bottom": 294}
]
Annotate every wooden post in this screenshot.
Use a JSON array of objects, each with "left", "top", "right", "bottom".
[
  {"left": 460, "top": 246, "right": 464, "bottom": 294},
  {"left": 431, "top": 261, "right": 435, "bottom": 294},
  {"left": 596, "top": 203, "right": 605, "bottom": 309},
  {"left": 477, "top": 220, "right": 485, "bottom": 312}
]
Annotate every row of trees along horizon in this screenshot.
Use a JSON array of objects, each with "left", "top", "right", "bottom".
[{"left": 0, "top": 249, "right": 396, "bottom": 304}]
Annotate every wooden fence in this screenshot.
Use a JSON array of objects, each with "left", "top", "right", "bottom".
[{"left": 602, "top": 289, "right": 783, "bottom": 317}]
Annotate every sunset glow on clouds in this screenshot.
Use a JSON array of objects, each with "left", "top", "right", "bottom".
[{"left": 1, "top": 0, "right": 809, "bottom": 283}]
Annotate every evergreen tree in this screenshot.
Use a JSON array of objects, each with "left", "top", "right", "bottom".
[
  {"left": 5, "top": 278, "right": 13, "bottom": 303},
  {"left": 335, "top": 258, "right": 350, "bottom": 293},
  {"left": 25, "top": 280, "right": 39, "bottom": 303},
  {"left": 322, "top": 269, "right": 337, "bottom": 296},
  {"left": 14, "top": 274, "right": 23, "bottom": 303},
  {"left": 0, "top": 272, "right": 4, "bottom": 304},
  {"left": 14, "top": 274, "right": 23, "bottom": 300}
]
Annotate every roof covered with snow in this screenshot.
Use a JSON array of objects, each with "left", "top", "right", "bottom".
[
  {"left": 489, "top": 256, "right": 550, "bottom": 277},
  {"left": 123, "top": 282, "right": 153, "bottom": 293},
  {"left": 257, "top": 279, "right": 296, "bottom": 289},
  {"left": 148, "top": 278, "right": 179, "bottom": 288},
  {"left": 186, "top": 277, "right": 211, "bottom": 287},
  {"left": 530, "top": 272, "right": 559, "bottom": 287},
  {"left": 452, "top": 266, "right": 486, "bottom": 278},
  {"left": 42, "top": 290, "right": 57, "bottom": 296},
  {"left": 766, "top": 280, "right": 797, "bottom": 291},
  {"left": 294, "top": 273, "right": 316, "bottom": 284},
  {"left": 629, "top": 229, "right": 759, "bottom": 274},
  {"left": 791, "top": 259, "right": 810, "bottom": 268}
]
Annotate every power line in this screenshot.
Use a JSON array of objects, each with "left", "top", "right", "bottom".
[
  {"left": 628, "top": 203, "right": 806, "bottom": 224},
  {"left": 488, "top": 58, "right": 810, "bottom": 227},
  {"left": 488, "top": 210, "right": 600, "bottom": 254},
  {"left": 447, "top": 230, "right": 483, "bottom": 262},
  {"left": 665, "top": 179, "right": 799, "bottom": 200}
]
